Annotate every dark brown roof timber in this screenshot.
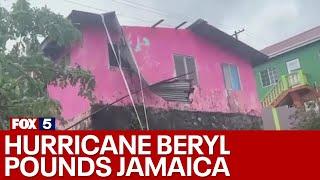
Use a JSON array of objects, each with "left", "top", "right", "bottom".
[
  {"left": 175, "top": 21, "right": 188, "bottom": 30},
  {"left": 68, "top": 10, "right": 122, "bottom": 34},
  {"left": 187, "top": 19, "right": 269, "bottom": 67},
  {"left": 261, "top": 25, "right": 320, "bottom": 58},
  {"left": 151, "top": 19, "right": 164, "bottom": 28}
]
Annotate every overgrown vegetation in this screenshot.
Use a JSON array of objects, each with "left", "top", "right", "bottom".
[
  {"left": 291, "top": 101, "right": 320, "bottom": 130},
  {"left": 0, "top": 0, "right": 95, "bottom": 129}
]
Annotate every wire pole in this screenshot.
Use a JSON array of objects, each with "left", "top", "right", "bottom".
[{"left": 232, "top": 29, "right": 245, "bottom": 40}]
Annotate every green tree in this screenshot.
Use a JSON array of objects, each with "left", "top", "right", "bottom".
[{"left": 0, "top": 0, "right": 95, "bottom": 129}]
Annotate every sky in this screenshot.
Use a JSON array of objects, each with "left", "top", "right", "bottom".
[{"left": 1, "top": 0, "right": 320, "bottom": 50}]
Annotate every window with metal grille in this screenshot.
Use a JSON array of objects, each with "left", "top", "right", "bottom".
[
  {"left": 260, "top": 67, "right": 278, "bottom": 87},
  {"left": 173, "top": 55, "right": 198, "bottom": 85},
  {"left": 222, "top": 64, "right": 241, "bottom": 91},
  {"left": 108, "top": 43, "right": 131, "bottom": 68}
]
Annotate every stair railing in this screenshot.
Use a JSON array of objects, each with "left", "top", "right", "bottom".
[{"left": 261, "top": 70, "right": 308, "bottom": 107}]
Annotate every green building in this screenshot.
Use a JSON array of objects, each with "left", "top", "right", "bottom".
[{"left": 254, "top": 26, "right": 320, "bottom": 108}]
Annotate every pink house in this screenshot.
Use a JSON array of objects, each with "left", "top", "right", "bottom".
[{"left": 44, "top": 11, "right": 268, "bottom": 130}]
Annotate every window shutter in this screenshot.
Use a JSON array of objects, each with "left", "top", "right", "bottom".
[
  {"left": 222, "top": 64, "right": 232, "bottom": 90},
  {"left": 186, "top": 57, "right": 198, "bottom": 84},
  {"left": 174, "top": 55, "right": 186, "bottom": 79}
]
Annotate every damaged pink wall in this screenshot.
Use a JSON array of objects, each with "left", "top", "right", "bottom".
[
  {"left": 123, "top": 26, "right": 261, "bottom": 114},
  {"left": 48, "top": 26, "right": 132, "bottom": 121},
  {"left": 48, "top": 25, "right": 262, "bottom": 125}
]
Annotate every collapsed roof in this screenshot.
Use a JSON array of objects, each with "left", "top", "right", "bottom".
[{"left": 42, "top": 10, "right": 268, "bottom": 102}]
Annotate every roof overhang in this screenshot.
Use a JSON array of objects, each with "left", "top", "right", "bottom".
[
  {"left": 264, "top": 37, "right": 320, "bottom": 58},
  {"left": 261, "top": 25, "right": 320, "bottom": 58},
  {"left": 68, "top": 10, "right": 122, "bottom": 34},
  {"left": 187, "top": 19, "right": 269, "bottom": 67}
]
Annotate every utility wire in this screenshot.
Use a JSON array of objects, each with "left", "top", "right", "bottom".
[
  {"left": 115, "top": 0, "right": 196, "bottom": 22},
  {"left": 111, "top": 0, "right": 168, "bottom": 17},
  {"left": 48, "top": 0, "right": 269, "bottom": 45},
  {"left": 111, "top": 0, "right": 275, "bottom": 44},
  {"left": 63, "top": 0, "right": 234, "bottom": 31},
  {"left": 63, "top": 0, "right": 156, "bottom": 24},
  {"left": 64, "top": 0, "right": 106, "bottom": 12},
  {"left": 120, "top": 27, "right": 149, "bottom": 130},
  {"left": 111, "top": 0, "right": 236, "bottom": 30},
  {"left": 100, "top": 14, "right": 144, "bottom": 130}
]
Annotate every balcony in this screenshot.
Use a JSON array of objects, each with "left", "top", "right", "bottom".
[{"left": 261, "top": 70, "right": 311, "bottom": 107}]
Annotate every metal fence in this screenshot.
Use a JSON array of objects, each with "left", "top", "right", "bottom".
[{"left": 262, "top": 106, "right": 297, "bottom": 130}]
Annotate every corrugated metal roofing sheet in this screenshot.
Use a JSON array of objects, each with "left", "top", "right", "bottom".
[{"left": 150, "top": 79, "right": 194, "bottom": 102}]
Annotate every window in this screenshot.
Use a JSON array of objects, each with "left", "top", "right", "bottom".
[
  {"left": 304, "top": 100, "right": 319, "bottom": 112},
  {"left": 286, "top": 58, "right": 301, "bottom": 74},
  {"left": 173, "top": 55, "right": 198, "bottom": 85},
  {"left": 260, "top": 67, "right": 278, "bottom": 87},
  {"left": 108, "top": 43, "right": 131, "bottom": 68},
  {"left": 222, "top": 64, "right": 241, "bottom": 91}
]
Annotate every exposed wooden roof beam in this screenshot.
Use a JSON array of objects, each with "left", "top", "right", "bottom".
[
  {"left": 175, "top": 21, "right": 187, "bottom": 29},
  {"left": 151, "top": 19, "right": 164, "bottom": 28}
]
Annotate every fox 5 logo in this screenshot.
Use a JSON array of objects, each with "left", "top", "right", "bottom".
[{"left": 10, "top": 117, "right": 55, "bottom": 130}]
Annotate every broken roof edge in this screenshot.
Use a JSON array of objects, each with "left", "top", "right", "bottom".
[
  {"left": 187, "top": 19, "right": 269, "bottom": 67},
  {"left": 67, "top": 10, "right": 114, "bottom": 22},
  {"left": 68, "top": 10, "right": 122, "bottom": 33}
]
